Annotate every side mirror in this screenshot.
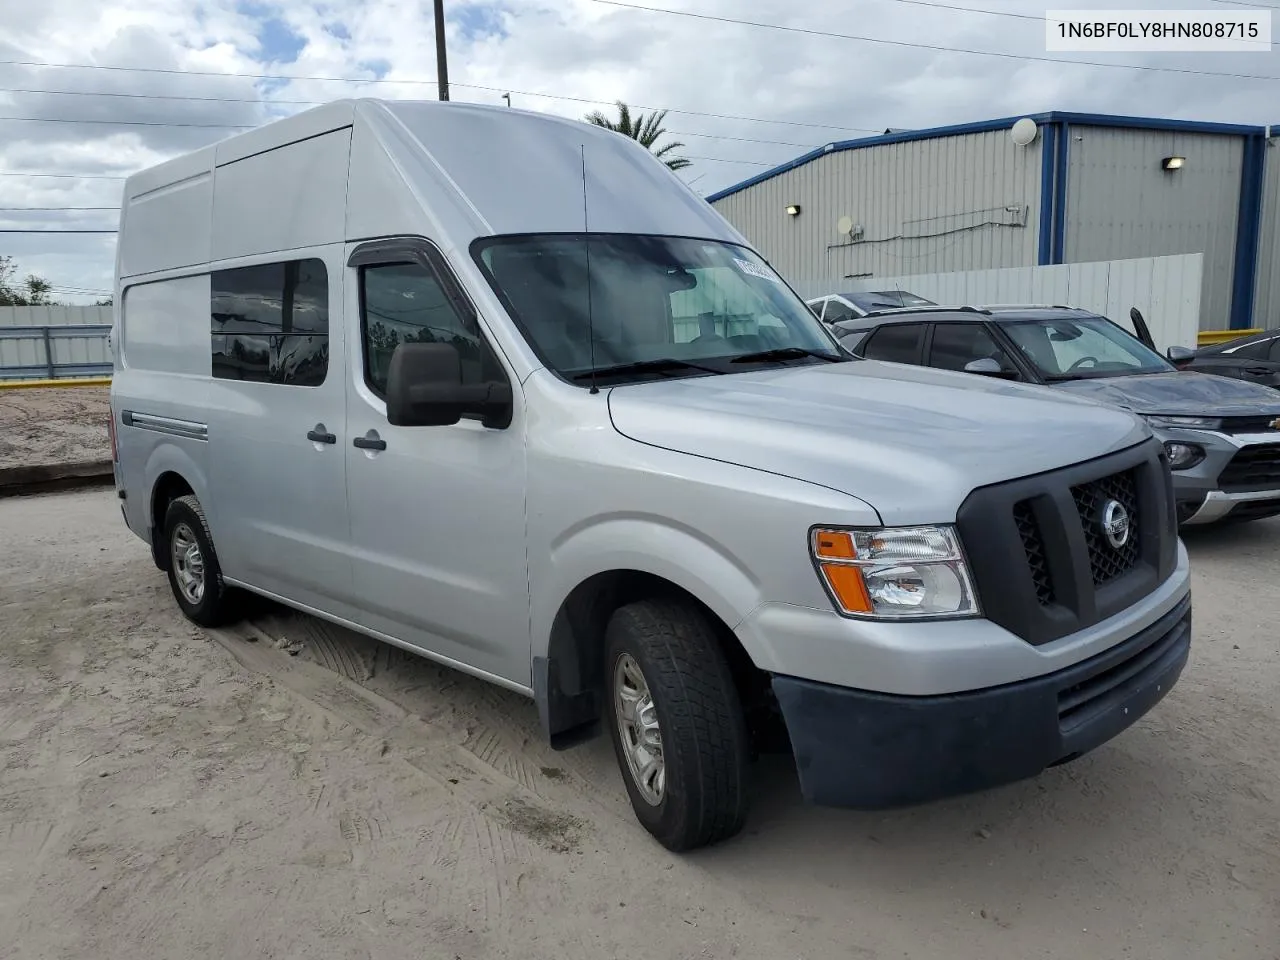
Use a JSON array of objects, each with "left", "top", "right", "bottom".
[
  {"left": 963, "top": 357, "right": 1020, "bottom": 379},
  {"left": 1166, "top": 344, "right": 1196, "bottom": 365},
  {"left": 963, "top": 357, "right": 1005, "bottom": 376},
  {"left": 386, "top": 342, "right": 513, "bottom": 429}
]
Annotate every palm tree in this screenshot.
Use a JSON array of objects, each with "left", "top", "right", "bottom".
[{"left": 584, "top": 101, "right": 691, "bottom": 171}]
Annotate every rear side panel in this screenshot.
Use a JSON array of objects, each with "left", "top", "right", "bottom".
[{"left": 111, "top": 274, "right": 214, "bottom": 545}]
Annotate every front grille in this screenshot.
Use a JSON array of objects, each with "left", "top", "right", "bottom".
[
  {"left": 955, "top": 438, "right": 1176, "bottom": 647},
  {"left": 1071, "top": 469, "right": 1140, "bottom": 586},
  {"left": 1218, "top": 416, "right": 1280, "bottom": 435},
  {"left": 1218, "top": 445, "right": 1280, "bottom": 492},
  {"left": 1013, "top": 501, "right": 1054, "bottom": 605}
]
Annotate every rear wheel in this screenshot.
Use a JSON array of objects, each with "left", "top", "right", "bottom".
[
  {"left": 163, "top": 494, "right": 240, "bottom": 627},
  {"left": 604, "top": 598, "right": 750, "bottom": 851}
]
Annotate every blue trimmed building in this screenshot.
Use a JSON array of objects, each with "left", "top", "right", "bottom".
[{"left": 706, "top": 113, "right": 1277, "bottom": 331}]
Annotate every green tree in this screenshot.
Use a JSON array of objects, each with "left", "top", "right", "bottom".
[
  {"left": 584, "top": 101, "right": 692, "bottom": 171},
  {"left": 0, "top": 255, "right": 55, "bottom": 306}
]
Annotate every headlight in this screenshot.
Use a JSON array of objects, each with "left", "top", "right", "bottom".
[
  {"left": 811, "top": 526, "right": 979, "bottom": 619},
  {"left": 1143, "top": 414, "right": 1220, "bottom": 431},
  {"left": 1164, "top": 440, "right": 1205, "bottom": 470}
]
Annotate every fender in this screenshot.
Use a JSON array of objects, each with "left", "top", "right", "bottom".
[
  {"left": 143, "top": 442, "right": 211, "bottom": 534},
  {"left": 532, "top": 513, "right": 762, "bottom": 663}
]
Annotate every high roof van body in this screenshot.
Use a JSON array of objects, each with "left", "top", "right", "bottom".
[{"left": 111, "top": 99, "right": 1192, "bottom": 850}]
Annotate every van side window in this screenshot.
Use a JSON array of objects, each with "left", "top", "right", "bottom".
[
  {"left": 211, "top": 258, "right": 328, "bottom": 386},
  {"left": 360, "top": 262, "right": 500, "bottom": 398}
]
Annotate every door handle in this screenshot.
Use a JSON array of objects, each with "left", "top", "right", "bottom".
[
  {"left": 307, "top": 424, "right": 337, "bottom": 444},
  {"left": 353, "top": 433, "right": 387, "bottom": 451}
]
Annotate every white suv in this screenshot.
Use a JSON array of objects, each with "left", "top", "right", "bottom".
[{"left": 807, "top": 290, "right": 936, "bottom": 323}]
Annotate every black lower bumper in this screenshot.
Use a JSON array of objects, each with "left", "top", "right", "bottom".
[{"left": 771, "top": 593, "right": 1191, "bottom": 809}]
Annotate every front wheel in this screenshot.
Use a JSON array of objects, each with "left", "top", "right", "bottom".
[{"left": 604, "top": 598, "right": 750, "bottom": 851}]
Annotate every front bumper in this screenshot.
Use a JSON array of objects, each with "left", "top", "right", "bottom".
[
  {"left": 1182, "top": 488, "right": 1280, "bottom": 524},
  {"left": 771, "top": 592, "right": 1191, "bottom": 809},
  {"left": 1160, "top": 427, "right": 1280, "bottom": 524}
]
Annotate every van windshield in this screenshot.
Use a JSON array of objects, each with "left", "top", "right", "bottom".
[{"left": 472, "top": 234, "right": 844, "bottom": 383}]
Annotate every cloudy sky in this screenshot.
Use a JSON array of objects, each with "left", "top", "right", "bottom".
[{"left": 1, "top": 0, "right": 1276, "bottom": 300}]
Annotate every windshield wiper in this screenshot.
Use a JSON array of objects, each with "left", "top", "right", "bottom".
[
  {"left": 729, "top": 347, "right": 845, "bottom": 364},
  {"left": 570, "top": 358, "right": 725, "bottom": 381}
]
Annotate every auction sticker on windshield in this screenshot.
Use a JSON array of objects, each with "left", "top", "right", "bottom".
[{"left": 734, "top": 258, "right": 783, "bottom": 283}]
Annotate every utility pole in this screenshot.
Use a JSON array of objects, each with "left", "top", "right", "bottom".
[
  {"left": 434, "top": 0, "right": 449, "bottom": 101},
  {"left": 501, "top": 93, "right": 511, "bottom": 107}
]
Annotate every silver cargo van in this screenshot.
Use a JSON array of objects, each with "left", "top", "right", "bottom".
[{"left": 110, "top": 99, "right": 1192, "bottom": 851}]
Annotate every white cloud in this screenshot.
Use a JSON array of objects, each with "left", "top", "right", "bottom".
[{"left": 1, "top": 0, "right": 1275, "bottom": 299}]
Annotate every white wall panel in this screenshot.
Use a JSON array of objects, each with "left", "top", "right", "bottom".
[{"left": 792, "top": 253, "right": 1203, "bottom": 352}]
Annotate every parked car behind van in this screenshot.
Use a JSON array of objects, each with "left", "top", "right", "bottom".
[
  {"left": 806, "top": 290, "right": 935, "bottom": 324},
  {"left": 834, "top": 305, "right": 1280, "bottom": 524},
  {"left": 111, "top": 100, "right": 1191, "bottom": 851},
  {"left": 1164, "top": 327, "right": 1280, "bottom": 390}
]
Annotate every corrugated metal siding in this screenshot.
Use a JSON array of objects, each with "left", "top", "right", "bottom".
[
  {"left": 1063, "top": 126, "right": 1242, "bottom": 330},
  {"left": 1254, "top": 140, "right": 1280, "bottom": 330},
  {"left": 711, "top": 129, "right": 1044, "bottom": 282},
  {"left": 0, "top": 305, "right": 112, "bottom": 378}
]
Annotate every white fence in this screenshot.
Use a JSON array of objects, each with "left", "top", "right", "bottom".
[
  {"left": 0, "top": 305, "right": 112, "bottom": 380},
  {"left": 790, "top": 253, "right": 1204, "bottom": 353}
]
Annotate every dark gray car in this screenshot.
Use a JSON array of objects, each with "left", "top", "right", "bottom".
[{"left": 833, "top": 306, "right": 1280, "bottom": 525}]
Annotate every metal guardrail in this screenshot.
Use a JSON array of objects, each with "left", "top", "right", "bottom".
[{"left": 0, "top": 324, "right": 112, "bottom": 381}]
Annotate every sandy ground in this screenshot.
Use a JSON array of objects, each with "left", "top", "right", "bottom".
[
  {"left": 0, "top": 387, "right": 111, "bottom": 470},
  {"left": 1, "top": 490, "right": 1277, "bottom": 960}
]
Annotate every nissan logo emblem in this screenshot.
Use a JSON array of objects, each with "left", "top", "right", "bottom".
[{"left": 1101, "top": 499, "right": 1131, "bottom": 550}]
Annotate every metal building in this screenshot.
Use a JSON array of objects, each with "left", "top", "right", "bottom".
[{"left": 707, "top": 112, "right": 1277, "bottom": 331}]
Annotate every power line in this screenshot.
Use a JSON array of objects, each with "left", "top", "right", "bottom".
[
  {"left": 0, "top": 86, "right": 322, "bottom": 106},
  {"left": 0, "top": 117, "right": 782, "bottom": 166},
  {"left": 0, "top": 115, "right": 252, "bottom": 130},
  {"left": 0, "top": 228, "right": 117, "bottom": 233},
  {"left": 1204, "top": 0, "right": 1280, "bottom": 9},
  {"left": 587, "top": 0, "right": 1280, "bottom": 80},
  {"left": 0, "top": 59, "right": 883, "bottom": 135},
  {"left": 0, "top": 172, "right": 125, "bottom": 180},
  {"left": 0, "top": 107, "right": 816, "bottom": 147}
]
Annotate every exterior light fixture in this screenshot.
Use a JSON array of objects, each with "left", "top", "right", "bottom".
[
  {"left": 1161, "top": 156, "right": 1185, "bottom": 171},
  {"left": 785, "top": 204, "right": 802, "bottom": 216}
]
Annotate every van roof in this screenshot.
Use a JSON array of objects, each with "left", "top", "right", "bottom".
[{"left": 119, "top": 98, "right": 745, "bottom": 281}]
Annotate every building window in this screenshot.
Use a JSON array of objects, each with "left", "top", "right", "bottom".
[{"left": 211, "top": 258, "right": 329, "bottom": 386}]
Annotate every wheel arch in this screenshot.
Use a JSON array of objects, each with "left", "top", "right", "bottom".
[
  {"left": 533, "top": 567, "right": 765, "bottom": 750},
  {"left": 143, "top": 446, "right": 209, "bottom": 570}
]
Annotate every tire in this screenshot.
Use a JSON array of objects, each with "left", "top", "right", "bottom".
[
  {"left": 162, "top": 494, "right": 240, "bottom": 627},
  {"left": 604, "top": 598, "right": 750, "bottom": 851}
]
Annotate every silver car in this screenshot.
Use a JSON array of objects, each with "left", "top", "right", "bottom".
[
  {"left": 834, "top": 305, "right": 1280, "bottom": 525},
  {"left": 109, "top": 99, "right": 1192, "bottom": 851}
]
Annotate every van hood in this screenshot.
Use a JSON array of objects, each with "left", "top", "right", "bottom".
[
  {"left": 607, "top": 360, "right": 1149, "bottom": 525},
  {"left": 1051, "top": 370, "right": 1280, "bottom": 417}
]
